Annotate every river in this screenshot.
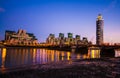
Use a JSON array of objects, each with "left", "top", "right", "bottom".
[{"left": 0, "top": 47, "right": 120, "bottom": 69}]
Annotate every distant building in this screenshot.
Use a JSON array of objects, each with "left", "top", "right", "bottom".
[
  {"left": 76, "top": 35, "right": 80, "bottom": 40},
  {"left": 5, "top": 29, "right": 38, "bottom": 45},
  {"left": 96, "top": 14, "right": 104, "bottom": 45},
  {"left": 68, "top": 33, "right": 73, "bottom": 38},
  {"left": 59, "top": 33, "right": 64, "bottom": 39},
  {"left": 46, "top": 34, "right": 55, "bottom": 45},
  {"left": 75, "top": 35, "right": 80, "bottom": 44},
  {"left": 46, "top": 33, "right": 90, "bottom": 46},
  {"left": 82, "top": 37, "right": 88, "bottom": 44},
  {"left": 76, "top": 37, "right": 88, "bottom": 45},
  {"left": 59, "top": 33, "right": 64, "bottom": 45}
]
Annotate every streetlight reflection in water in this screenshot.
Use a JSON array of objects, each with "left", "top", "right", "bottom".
[{"left": 0, "top": 48, "right": 119, "bottom": 69}]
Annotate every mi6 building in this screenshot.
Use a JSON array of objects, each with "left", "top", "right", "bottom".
[{"left": 5, "top": 29, "right": 38, "bottom": 45}]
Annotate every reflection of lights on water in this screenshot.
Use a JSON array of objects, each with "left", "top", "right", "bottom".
[
  {"left": 56, "top": 51, "right": 60, "bottom": 61},
  {"left": 61, "top": 56, "right": 64, "bottom": 60},
  {"left": 1, "top": 48, "right": 6, "bottom": 68},
  {"left": 2, "top": 48, "right": 6, "bottom": 58},
  {"left": 61, "top": 52, "right": 64, "bottom": 60},
  {"left": 117, "top": 52, "right": 120, "bottom": 56},
  {"left": 51, "top": 50, "right": 54, "bottom": 61},
  {"left": 83, "top": 54, "right": 88, "bottom": 59},
  {"left": 68, "top": 60, "right": 72, "bottom": 64},
  {"left": 67, "top": 52, "right": 71, "bottom": 60},
  {"left": 86, "top": 62, "right": 90, "bottom": 64},
  {"left": 0, "top": 48, "right": 104, "bottom": 70},
  {"left": 33, "top": 48, "right": 36, "bottom": 53},
  {"left": 115, "top": 50, "right": 120, "bottom": 57},
  {"left": 33, "top": 48, "right": 36, "bottom": 63},
  {"left": 76, "top": 54, "right": 81, "bottom": 59},
  {"left": 61, "top": 52, "right": 64, "bottom": 57}
]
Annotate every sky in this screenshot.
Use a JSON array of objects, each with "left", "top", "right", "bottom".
[{"left": 0, "top": 0, "right": 120, "bottom": 43}]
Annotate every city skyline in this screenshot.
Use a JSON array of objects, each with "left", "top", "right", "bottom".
[{"left": 0, "top": 0, "right": 120, "bottom": 43}]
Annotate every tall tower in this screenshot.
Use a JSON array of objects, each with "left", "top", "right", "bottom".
[{"left": 96, "top": 14, "right": 104, "bottom": 45}]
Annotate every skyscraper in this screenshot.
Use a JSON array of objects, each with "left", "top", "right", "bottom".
[{"left": 96, "top": 14, "right": 104, "bottom": 45}]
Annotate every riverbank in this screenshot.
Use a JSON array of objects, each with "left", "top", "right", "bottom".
[{"left": 0, "top": 57, "right": 120, "bottom": 78}]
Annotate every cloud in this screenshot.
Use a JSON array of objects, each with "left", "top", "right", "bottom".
[{"left": 0, "top": 7, "right": 5, "bottom": 12}]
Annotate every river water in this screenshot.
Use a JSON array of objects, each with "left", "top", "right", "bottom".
[{"left": 0, "top": 47, "right": 120, "bottom": 69}]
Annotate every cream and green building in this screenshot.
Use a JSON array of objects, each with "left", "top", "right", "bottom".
[
  {"left": 46, "top": 33, "right": 89, "bottom": 46},
  {"left": 5, "top": 29, "right": 38, "bottom": 45}
]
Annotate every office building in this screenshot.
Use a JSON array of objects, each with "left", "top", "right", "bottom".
[
  {"left": 59, "top": 33, "right": 64, "bottom": 39},
  {"left": 46, "top": 33, "right": 89, "bottom": 46},
  {"left": 68, "top": 33, "right": 73, "bottom": 38},
  {"left": 76, "top": 35, "right": 80, "bottom": 40},
  {"left": 46, "top": 34, "right": 55, "bottom": 45}
]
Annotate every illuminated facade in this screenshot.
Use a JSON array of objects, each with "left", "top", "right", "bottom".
[
  {"left": 59, "top": 33, "right": 64, "bottom": 39},
  {"left": 59, "top": 33, "right": 65, "bottom": 45},
  {"left": 96, "top": 14, "right": 104, "bottom": 45},
  {"left": 46, "top": 34, "right": 56, "bottom": 45},
  {"left": 68, "top": 33, "right": 73, "bottom": 38},
  {"left": 46, "top": 33, "right": 90, "bottom": 46},
  {"left": 5, "top": 29, "right": 38, "bottom": 45}
]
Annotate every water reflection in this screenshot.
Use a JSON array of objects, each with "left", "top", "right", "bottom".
[
  {"left": 76, "top": 49, "right": 100, "bottom": 59},
  {"left": 1, "top": 48, "right": 6, "bottom": 68},
  {"left": 115, "top": 49, "right": 120, "bottom": 57},
  {"left": 0, "top": 48, "right": 120, "bottom": 69},
  {"left": 100, "top": 49, "right": 115, "bottom": 57}
]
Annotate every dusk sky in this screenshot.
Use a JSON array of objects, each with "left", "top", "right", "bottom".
[{"left": 0, "top": 0, "right": 120, "bottom": 43}]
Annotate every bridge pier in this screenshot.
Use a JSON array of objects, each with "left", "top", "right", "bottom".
[{"left": 100, "top": 48, "right": 115, "bottom": 57}]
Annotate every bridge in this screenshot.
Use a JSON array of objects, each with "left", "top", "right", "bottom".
[
  {"left": 72, "top": 45, "right": 120, "bottom": 57},
  {"left": 72, "top": 44, "right": 120, "bottom": 49},
  {"left": 1, "top": 43, "right": 120, "bottom": 52}
]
